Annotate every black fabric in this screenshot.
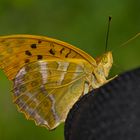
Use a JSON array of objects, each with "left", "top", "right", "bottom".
[{"left": 65, "top": 67, "right": 140, "bottom": 140}]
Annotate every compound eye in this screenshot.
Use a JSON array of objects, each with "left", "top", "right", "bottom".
[{"left": 102, "top": 56, "right": 108, "bottom": 64}]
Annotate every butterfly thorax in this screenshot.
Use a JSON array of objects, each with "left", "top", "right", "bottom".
[{"left": 91, "top": 51, "right": 113, "bottom": 88}]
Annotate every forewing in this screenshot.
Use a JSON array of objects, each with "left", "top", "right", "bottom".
[
  {"left": 13, "top": 59, "right": 93, "bottom": 130},
  {"left": 0, "top": 35, "right": 96, "bottom": 80}
]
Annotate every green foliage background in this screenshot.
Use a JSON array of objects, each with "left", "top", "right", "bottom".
[{"left": 0, "top": 0, "right": 140, "bottom": 140}]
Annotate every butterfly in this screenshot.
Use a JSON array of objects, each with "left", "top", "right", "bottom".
[{"left": 0, "top": 34, "right": 113, "bottom": 130}]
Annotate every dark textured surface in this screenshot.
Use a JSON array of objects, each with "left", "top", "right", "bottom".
[{"left": 65, "top": 67, "right": 140, "bottom": 140}]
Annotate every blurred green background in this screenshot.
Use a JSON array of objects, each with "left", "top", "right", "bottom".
[{"left": 0, "top": 0, "right": 140, "bottom": 140}]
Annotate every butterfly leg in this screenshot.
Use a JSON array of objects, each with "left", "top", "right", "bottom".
[{"left": 106, "top": 75, "right": 118, "bottom": 83}]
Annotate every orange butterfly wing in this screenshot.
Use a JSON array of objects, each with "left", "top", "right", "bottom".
[
  {"left": 0, "top": 35, "right": 96, "bottom": 80},
  {"left": 0, "top": 34, "right": 97, "bottom": 130}
]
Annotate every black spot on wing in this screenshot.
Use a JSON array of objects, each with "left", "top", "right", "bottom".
[
  {"left": 25, "top": 50, "right": 32, "bottom": 56},
  {"left": 38, "top": 40, "right": 42, "bottom": 44},
  {"left": 65, "top": 50, "right": 71, "bottom": 58},
  {"left": 60, "top": 48, "right": 65, "bottom": 54},
  {"left": 31, "top": 44, "right": 37, "bottom": 49},
  {"left": 37, "top": 55, "right": 43, "bottom": 60},
  {"left": 49, "top": 49, "right": 55, "bottom": 55},
  {"left": 25, "top": 59, "right": 30, "bottom": 63}
]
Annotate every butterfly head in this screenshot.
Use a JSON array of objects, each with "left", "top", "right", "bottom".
[{"left": 95, "top": 51, "right": 113, "bottom": 77}]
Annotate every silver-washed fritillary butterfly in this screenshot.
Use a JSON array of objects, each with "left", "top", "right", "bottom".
[{"left": 0, "top": 34, "right": 113, "bottom": 130}]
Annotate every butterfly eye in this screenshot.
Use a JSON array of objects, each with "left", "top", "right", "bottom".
[{"left": 102, "top": 56, "right": 108, "bottom": 64}]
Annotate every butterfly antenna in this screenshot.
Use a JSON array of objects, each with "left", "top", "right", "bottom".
[
  {"left": 112, "top": 32, "right": 140, "bottom": 52},
  {"left": 119, "top": 32, "right": 140, "bottom": 47},
  {"left": 105, "top": 16, "right": 112, "bottom": 52}
]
